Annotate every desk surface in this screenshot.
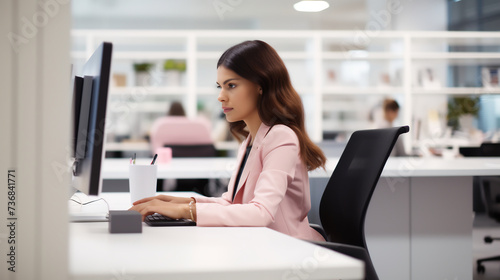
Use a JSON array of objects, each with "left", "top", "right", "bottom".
[
  {"left": 102, "top": 157, "right": 500, "bottom": 179},
  {"left": 105, "top": 141, "right": 239, "bottom": 152},
  {"left": 69, "top": 193, "right": 364, "bottom": 280}
]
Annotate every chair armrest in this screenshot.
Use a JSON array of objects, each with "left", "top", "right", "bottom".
[
  {"left": 308, "top": 241, "right": 379, "bottom": 280},
  {"left": 309, "top": 241, "right": 368, "bottom": 260},
  {"left": 309, "top": 224, "right": 327, "bottom": 241}
]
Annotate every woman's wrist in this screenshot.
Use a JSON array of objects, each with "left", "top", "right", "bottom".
[
  {"left": 188, "top": 200, "right": 196, "bottom": 222},
  {"left": 179, "top": 197, "right": 195, "bottom": 204}
]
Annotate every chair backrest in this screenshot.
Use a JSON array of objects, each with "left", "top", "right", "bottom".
[
  {"left": 479, "top": 177, "right": 500, "bottom": 222},
  {"left": 319, "top": 126, "right": 409, "bottom": 248},
  {"left": 166, "top": 144, "right": 217, "bottom": 158},
  {"left": 150, "top": 116, "right": 214, "bottom": 154}
]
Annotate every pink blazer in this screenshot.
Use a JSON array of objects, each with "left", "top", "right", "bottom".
[{"left": 195, "top": 123, "right": 325, "bottom": 241}]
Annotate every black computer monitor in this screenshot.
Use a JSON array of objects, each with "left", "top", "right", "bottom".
[{"left": 71, "top": 42, "right": 113, "bottom": 196}]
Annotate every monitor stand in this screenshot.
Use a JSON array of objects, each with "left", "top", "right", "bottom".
[{"left": 69, "top": 192, "right": 109, "bottom": 222}]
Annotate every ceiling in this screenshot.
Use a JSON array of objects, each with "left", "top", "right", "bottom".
[{"left": 72, "top": 0, "right": 368, "bottom": 30}]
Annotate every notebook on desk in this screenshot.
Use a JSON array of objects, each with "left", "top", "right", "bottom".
[{"left": 145, "top": 213, "right": 196, "bottom": 226}]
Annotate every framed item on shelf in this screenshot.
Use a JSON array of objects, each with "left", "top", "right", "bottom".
[
  {"left": 481, "top": 67, "right": 500, "bottom": 88},
  {"left": 417, "top": 68, "right": 441, "bottom": 89},
  {"left": 112, "top": 73, "right": 127, "bottom": 87}
]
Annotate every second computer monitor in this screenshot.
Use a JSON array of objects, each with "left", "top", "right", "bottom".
[{"left": 71, "top": 42, "right": 113, "bottom": 196}]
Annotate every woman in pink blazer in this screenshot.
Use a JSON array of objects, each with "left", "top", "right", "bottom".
[{"left": 131, "top": 40, "right": 326, "bottom": 242}]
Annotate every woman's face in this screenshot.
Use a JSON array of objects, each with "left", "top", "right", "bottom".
[{"left": 216, "top": 66, "right": 261, "bottom": 124}]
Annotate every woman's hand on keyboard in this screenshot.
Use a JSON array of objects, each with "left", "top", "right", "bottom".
[
  {"left": 132, "top": 195, "right": 192, "bottom": 206},
  {"left": 129, "top": 199, "right": 190, "bottom": 221}
]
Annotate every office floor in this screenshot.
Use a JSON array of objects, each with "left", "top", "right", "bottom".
[{"left": 473, "top": 213, "right": 500, "bottom": 279}]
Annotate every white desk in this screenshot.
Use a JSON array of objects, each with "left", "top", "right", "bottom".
[
  {"left": 102, "top": 157, "right": 500, "bottom": 179},
  {"left": 69, "top": 193, "right": 364, "bottom": 280},
  {"left": 104, "top": 141, "right": 239, "bottom": 153},
  {"left": 101, "top": 157, "right": 500, "bottom": 279}
]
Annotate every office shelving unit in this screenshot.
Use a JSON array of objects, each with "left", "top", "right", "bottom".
[{"left": 71, "top": 30, "right": 500, "bottom": 147}]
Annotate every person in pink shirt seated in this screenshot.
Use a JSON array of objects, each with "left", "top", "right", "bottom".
[
  {"left": 149, "top": 101, "right": 213, "bottom": 154},
  {"left": 131, "top": 40, "right": 327, "bottom": 241}
]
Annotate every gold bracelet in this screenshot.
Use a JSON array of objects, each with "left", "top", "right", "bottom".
[{"left": 188, "top": 200, "right": 195, "bottom": 221}]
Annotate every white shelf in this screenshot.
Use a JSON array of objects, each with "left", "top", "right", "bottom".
[
  {"left": 108, "top": 101, "right": 168, "bottom": 113},
  {"left": 196, "top": 52, "right": 223, "bottom": 60},
  {"left": 412, "top": 87, "right": 500, "bottom": 95},
  {"left": 323, "top": 86, "right": 404, "bottom": 95},
  {"left": 72, "top": 30, "right": 500, "bottom": 144},
  {"left": 322, "top": 120, "right": 370, "bottom": 132},
  {"left": 323, "top": 52, "right": 404, "bottom": 60},
  {"left": 197, "top": 87, "right": 218, "bottom": 95},
  {"left": 412, "top": 52, "right": 500, "bottom": 60},
  {"left": 72, "top": 51, "right": 188, "bottom": 61},
  {"left": 109, "top": 86, "right": 316, "bottom": 96},
  {"left": 109, "top": 87, "right": 187, "bottom": 96},
  {"left": 109, "top": 86, "right": 228, "bottom": 96},
  {"left": 114, "top": 51, "right": 187, "bottom": 60},
  {"left": 198, "top": 51, "right": 313, "bottom": 60}
]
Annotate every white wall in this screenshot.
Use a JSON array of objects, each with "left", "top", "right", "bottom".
[
  {"left": 0, "top": 0, "right": 71, "bottom": 279},
  {"left": 390, "top": 0, "right": 447, "bottom": 31},
  {"left": 71, "top": 0, "right": 367, "bottom": 30},
  {"left": 364, "top": 0, "right": 447, "bottom": 31}
]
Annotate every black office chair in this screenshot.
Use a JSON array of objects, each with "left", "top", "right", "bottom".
[
  {"left": 309, "top": 125, "right": 410, "bottom": 280},
  {"left": 458, "top": 142, "right": 500, "bottom": 274},
  {"left": 476, "top": 176, "right": 500, "bottom": 274},
  {"left": 480, "top": 143, "right": 500, "bottom": 157}
]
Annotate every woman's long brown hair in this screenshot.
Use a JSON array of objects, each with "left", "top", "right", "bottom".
[{"left": 217, "top": 40, "right": 326, "bottom": 171}]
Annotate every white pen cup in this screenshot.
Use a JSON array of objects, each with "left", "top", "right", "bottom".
[{"left": 129, "top": 164, "right": 158, "bottom": 204}]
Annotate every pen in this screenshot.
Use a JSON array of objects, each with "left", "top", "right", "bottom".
[
  {"left": 151, "top": 153, "right": 158, "bottom": 165},
  {"left": 133, "top": 153, "right": 136, "bottom": 165}
]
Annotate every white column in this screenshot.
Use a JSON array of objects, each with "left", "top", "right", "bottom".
[
  {"left": 403, "top": 34, "right": 412, "bottom": 151},
  {"left": 0, "top": 0, "right": 71, "bottom": 279},
  {"left": 186, "top": 33, "right": 197, "bottom": 118},
  {"left": 311, "top": 33, "right": 323, "bottom": 142},
  {"left": 0, "top": 2, "right": 15, "bottom": 277}
]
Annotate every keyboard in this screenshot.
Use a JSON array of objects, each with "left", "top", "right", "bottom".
[{"left": 144, "top": 213, "right": 196, "bottom": 227}]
